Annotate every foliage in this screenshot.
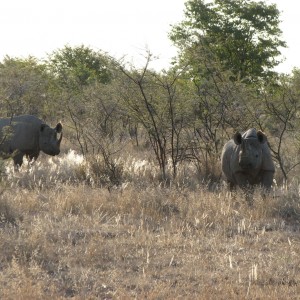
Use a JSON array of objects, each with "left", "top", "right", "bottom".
[
  {"left": 1, "top": 12, "right": 300, "bottom": 296},
  {"left": 47, "top": 45, "right": 113, "bottom": 89},
  {"left": 0, "top": 56, "right": 52, "bottom": 117},
  {"left": 47, "top": 45, "right": 125, "bottom": 175},
  {"left": 0, "top": 39, "right": 300, "bottom": 183},
  {"left": 258, "top": 74, "right": 300, "bottom": 182},
  {"left": 118, "top": 54, "right": 198, "bottom": 180},
  {"left": 169, "top": 0, "right": 286, "bottom": 82}
]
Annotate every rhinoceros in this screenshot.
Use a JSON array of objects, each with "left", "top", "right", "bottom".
[
  {"left": 0, "top": 115, "right": 62, "bottom": 167},
  {"left": 221, "top": 128, "right": 275, "bottom": 196}
]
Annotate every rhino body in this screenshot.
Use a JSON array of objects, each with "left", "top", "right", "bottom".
[
  {"left": 0, "top": 115, "right": 62, "bottom": 167},
  {"left": 221, "top": 128, "right": 275, "bottom": 192}
]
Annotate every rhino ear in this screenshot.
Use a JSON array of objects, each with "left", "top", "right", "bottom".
[
  {"left": 233, "top": 132, "right": 242, "bottom": 145},
  {"left": 257, "top": 131, "right": 267, "bottom": 144},
  {"left": 55, "top": 123, "right": 62, "bottom": 133},
  {"left": 40, "top": 124, "right": 47, "bottom": 132}
]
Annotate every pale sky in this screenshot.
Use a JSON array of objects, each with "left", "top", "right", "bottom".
[{"left": 0, "top": 0, "right": 299, "bottom": 73}]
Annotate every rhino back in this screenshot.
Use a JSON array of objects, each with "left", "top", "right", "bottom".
[
  {"left": 0, "top": 115, "right": 43, "bottom": 128},
  {"left": 0, "top": 115, "right": 42, "bottom": 153}
]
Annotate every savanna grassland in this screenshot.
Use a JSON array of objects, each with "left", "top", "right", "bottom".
[
  {"left": 0, "top": 148, "right": 300, "bottom": 300},
  {"left": 0, "top": 1, "right": 298, "bottom": 298}
]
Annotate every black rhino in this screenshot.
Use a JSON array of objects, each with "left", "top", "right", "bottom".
[
  {"left": 0, "top": 115, "right": 62, "bottom": 167},
  {"left": 221, "top": 128, "right": 275, "bottom": 196}
]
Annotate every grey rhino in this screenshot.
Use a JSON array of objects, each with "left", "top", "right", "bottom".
[
  {"left": 0, "top": 115, "right": 62, "bottom": 167},
  {"left": 221, "top": 128, "right": 275, "bottom": 193}
]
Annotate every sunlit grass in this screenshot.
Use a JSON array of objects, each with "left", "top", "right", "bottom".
[{"left": 0, "top": 150, "right": 300, "bottom": 298}]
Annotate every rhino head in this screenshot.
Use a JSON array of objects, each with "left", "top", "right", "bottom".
[
  {"left": 233, "top": 130, "right": 266, "bottom": 170},
  {"left": 39, "top": 122, "right": 63, "bottom": 156}
]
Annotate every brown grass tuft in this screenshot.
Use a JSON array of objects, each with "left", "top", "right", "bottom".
[{"left": 0, "top": 151, "right": 300, "bottom": 298}]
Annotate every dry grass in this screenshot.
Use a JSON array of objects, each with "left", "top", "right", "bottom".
[{"left": 0, "top": 151, "right": 300, "bottom": 299}]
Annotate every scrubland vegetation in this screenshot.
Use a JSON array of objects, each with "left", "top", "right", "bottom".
[
  {"left": 0, "top": 148, "right": 300, "bottom": 299},
  {"left": 2, "top": 0, "right": 300, "bottom": 298}
]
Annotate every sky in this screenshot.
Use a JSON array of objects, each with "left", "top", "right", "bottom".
[{"left": 0, "top": 0, "right": 299, "bottom": 74}]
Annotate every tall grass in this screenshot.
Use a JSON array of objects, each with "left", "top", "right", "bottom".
[{"left": 0, "top": 150, "right": 300, "bottom": 299}]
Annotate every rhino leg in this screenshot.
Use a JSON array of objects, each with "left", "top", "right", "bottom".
[
  {"left": 233, "top": 172, "right": 255, "bottom": 205},
  {"left": 233, "top": 172, "right": 251, "bottom": 189},
  {"left": 227, "top": 181, "right": 236, "bottom": 192},
  {"left": 26, "top": 153, "right": 39, "bottom": 163},
  {"left": 261, "top": 170, "right": 274, "bottom": 191},
  {"left": 12, "top": 151, "right": 24, "bottom": 169}
]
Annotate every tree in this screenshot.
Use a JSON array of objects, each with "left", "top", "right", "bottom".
[
  {"left": 46, "top": 45, "right": 119, "bottom": 153},
  {"left": 47, "top": 45, "right": 113, "bottom": 89},
  {"left": 0, "top": 56, "right": 52, "bottom": 117},
  {"left": 118, "top": 53, "right": 193, "bottom": 181},
  {"left": 170, "top": 0, "right": 286, "bottom": 82},
  {"left": 257, "top": 72, "right": 300, "bottom": 183},
  {"left": 47, "top": 46, "right": 126, "bottom": 187}
]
